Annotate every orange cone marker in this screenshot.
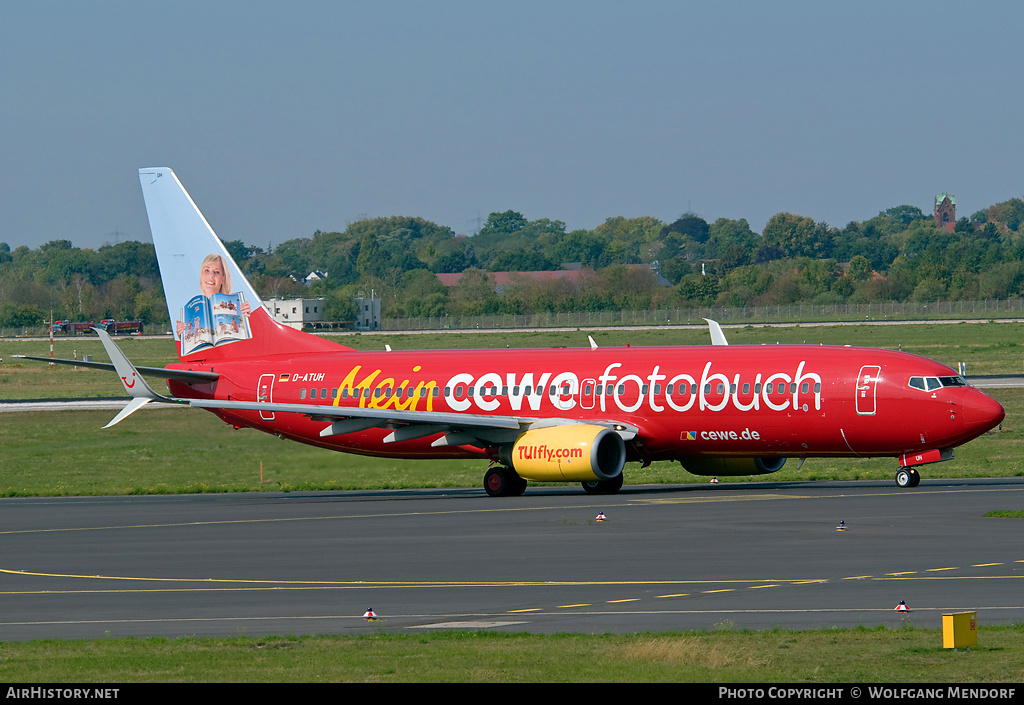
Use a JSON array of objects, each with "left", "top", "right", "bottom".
[
  {"left": 836, "top": 521, "right": 846, "bottom": 531},
  {"left": 363, "top": 608, "right": 378, "bottom": 621},
  {"left": 595, "top": 512, "right": 607, "bottom": 522},
  {"left": 894, "top": 601, "right": 909, "bottom": 613}
]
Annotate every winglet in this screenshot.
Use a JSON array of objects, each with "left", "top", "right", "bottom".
[
  {"left": 704, "top": 319, "right": 729, "bottom": 346},
  {"left": 94, "top": 328, "right": 174, "bottom": 427},
  {"left": 588, "top": 335, "right": 598, "bottom": 350}
]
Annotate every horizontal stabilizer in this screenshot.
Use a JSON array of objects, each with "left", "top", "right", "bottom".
[{"left": 12, "top": 355, "right": 219, "bottom": 384}]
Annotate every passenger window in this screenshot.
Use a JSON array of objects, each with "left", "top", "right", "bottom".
[{"left": 299, "top": 388, "right": 306, "bottom": 399}]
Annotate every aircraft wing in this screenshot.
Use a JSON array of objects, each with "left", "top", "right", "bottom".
[{"left": 154, "top": 395, "right": 637, "bottom": 447}]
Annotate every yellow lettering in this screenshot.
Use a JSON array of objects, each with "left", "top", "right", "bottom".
[{"left": 334, "top": 366, "right": 382, "bottom": 408}]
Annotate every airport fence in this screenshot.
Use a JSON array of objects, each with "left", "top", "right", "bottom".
[
  {"left": 4, "top": 298, "right": 1024, "bottom": 339},
  {"left": 378, "top": 298, "right": 1024, "bottom": 331}
]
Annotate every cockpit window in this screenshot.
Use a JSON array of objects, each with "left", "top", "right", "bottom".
[{"left": 909, "top": 375, "right": 967, "bottom": 391}]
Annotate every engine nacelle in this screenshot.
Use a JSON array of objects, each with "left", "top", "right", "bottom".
[
  {"left": 679, "top": 456, "right": 787, "bottom": 477},
  {"left": 499, "top": 424, "right": 625, "bottom": 482}
]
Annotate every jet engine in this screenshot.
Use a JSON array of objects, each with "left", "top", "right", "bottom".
[
  {"left": 498, "top": 424, "right": 626, "bottom": 482},
  {"left": 679, "top": 456, "right": 787, "bottom": 477}
]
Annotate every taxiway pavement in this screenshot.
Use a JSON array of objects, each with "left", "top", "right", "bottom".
[{"left": 0, "top": 478, "right": 1021, "bottom": 641}]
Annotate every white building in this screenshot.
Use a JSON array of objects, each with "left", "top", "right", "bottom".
[{"left": 263, "top": 297, "right": 326, "bottom": 330}]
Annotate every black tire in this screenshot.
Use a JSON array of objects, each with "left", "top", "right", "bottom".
[
  {"left": 484, "top": 466, "right": 522, "bottom": 497},
  {"left": 896, "top": 469, "right": 912, "bottom": 488},
  {"left": 908, "top": 469, "right": 921, "bottom": 487},
  {"left": 581, "top": 475, "right": 624, "bottom": 495},
  {"left": 510, "top": 474, "right": 528, "bottom": 496}
]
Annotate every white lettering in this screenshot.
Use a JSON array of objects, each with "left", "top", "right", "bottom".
[
  {"left": 442, "top": 361, "right": 821, "bottom": 417},
  {"left": 549, "top": 371, "right": 579, "bottom": 411}
]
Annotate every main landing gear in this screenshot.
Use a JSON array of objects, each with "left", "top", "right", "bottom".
[
  {"left": 483, "top": 466, "right": 528, "bottom": 497},
  {"left": 895, "top": 468, "right": 921, "bottom": 488},
  {"left": 581, "top": 475, "right": 624, "bottom": 495}
]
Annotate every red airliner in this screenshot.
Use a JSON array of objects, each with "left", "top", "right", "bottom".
[{"left": 24, "top": 169, "right": 1006, "bottom": 495}]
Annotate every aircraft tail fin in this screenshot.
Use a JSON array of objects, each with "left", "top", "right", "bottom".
[{"left": 138, "top": 168, "right": 351, "bottom": 362}]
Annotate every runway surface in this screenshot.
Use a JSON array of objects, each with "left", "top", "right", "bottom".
[{"left": 1, "top": 478, "right": 1022, "bottom": 641}]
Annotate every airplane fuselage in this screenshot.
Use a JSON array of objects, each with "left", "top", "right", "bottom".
[{"left": 166, "top": 343, "right": 1002, "bottom": 466}]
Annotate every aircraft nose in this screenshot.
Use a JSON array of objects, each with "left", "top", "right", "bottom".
[{"left": 962, "top": 389, "right": 1005, "bottom": 436}]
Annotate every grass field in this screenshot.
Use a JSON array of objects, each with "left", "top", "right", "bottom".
[
  {"left": 1, "top": 322, "right": 1022, "bottom": 496},
  {"left": 3, "top": 320, "right": 1024, "bottom": 400},
  {"left": 0, "top": 626, "right": 1021, "bottom": 682},
  {"left": 0, "top": 386, "right": 1019, "bottom": 496}
]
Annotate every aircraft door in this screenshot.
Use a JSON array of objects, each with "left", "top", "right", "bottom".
[
  {"left": 580, "top": 378, "right": 596, "bottom": 410},
  {"left": 855, "top": 365, "right": 881, "bottom": 416},
  {"left": 257, "top": 373, "right": 275, "bottom": 421}
]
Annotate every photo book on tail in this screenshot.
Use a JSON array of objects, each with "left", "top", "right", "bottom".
[{"left": 180, "top": 292, "right": 251, "bottom": 356}]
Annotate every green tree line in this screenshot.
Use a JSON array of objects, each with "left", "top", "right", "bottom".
[{"left": 3, "top": 197, "right": 1024, "bottom": 328}]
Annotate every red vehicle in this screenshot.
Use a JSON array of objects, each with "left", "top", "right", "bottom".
[{"left": 98, "top": 320, "right": 144, "bottom": 335}]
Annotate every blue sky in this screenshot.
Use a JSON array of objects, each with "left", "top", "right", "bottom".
[{"left": 3, "top": 1, "right": 1023, "bottom": 250}]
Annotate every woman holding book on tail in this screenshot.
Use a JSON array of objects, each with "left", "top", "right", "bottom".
[{"left": 176, "top": 253, "right": 253, "bottom": 355}]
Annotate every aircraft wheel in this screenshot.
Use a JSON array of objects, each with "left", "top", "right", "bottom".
[
  {"left": 908, "top": 469, "right": 921, "bottom": 487},
  {"left": 896, "top": 469, "right": 913, "bottom": 488},
  {"left": 484, "top": 466, "right": 520, "bottom": 497},
  {"left": 510, "top": 475, "right": 528, "bottom": 496},
  {"left": 581, "top": 475, "right": 624, "bottom": 495}
]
